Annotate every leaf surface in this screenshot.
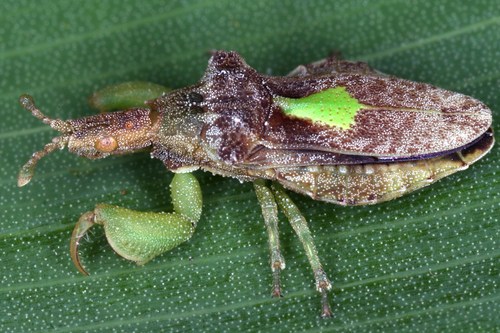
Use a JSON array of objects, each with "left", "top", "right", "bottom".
[{"left": 1, "top": 1, "right": 499, "bottom": 332}]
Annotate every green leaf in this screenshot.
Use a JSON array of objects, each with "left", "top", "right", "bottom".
[{"left": 1, "top": 0, "right": 499, "bottom": 332}]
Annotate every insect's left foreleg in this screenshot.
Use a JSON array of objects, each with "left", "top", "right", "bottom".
[{"left": 271, "top": 183, "right": 333, "bottom": 318}]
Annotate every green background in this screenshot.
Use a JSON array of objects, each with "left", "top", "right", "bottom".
[{"left": 1, "top": 1, "right": 499, "bottom": 332}]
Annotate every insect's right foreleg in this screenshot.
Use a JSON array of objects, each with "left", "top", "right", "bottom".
[
  {"left": 87, "top": 81, "right": 170, "bottom": 111},
  {"left": 70, "top": 173, "right": 202, "bottom": 275}
]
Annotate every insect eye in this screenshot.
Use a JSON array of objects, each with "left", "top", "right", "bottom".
[{"left": 95, "top": 136, "right": 118, "bottom": 153}]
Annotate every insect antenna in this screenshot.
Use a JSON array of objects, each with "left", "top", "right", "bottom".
[
  {"left": 18, "top": 95, "right": 74, "bottom": 187},
  {"left": 19, "top": 94, "right": 74, "bottom": 133}
]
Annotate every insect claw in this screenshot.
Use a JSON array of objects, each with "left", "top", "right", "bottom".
[
  {"left": 320, "top": 285, "right": 333, "bottom": 318},
  {"left": 272, "top": 263, "right": 283, "bottom": 298},
  {"left": 70, "top": 211, "right": 96, "bottom": 276}
]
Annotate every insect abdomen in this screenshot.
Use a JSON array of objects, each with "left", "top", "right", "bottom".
[{"left": 275, "top": 129, "right": 494, "bottom": 206}]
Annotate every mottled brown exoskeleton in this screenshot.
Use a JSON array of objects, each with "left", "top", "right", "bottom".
[{"left": 18, "top": 51, "right": 493, "bottom": 317}]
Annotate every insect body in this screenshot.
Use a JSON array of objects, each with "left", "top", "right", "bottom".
[{"left": 18, "top": 51, "right": 494, "bottom": 318}]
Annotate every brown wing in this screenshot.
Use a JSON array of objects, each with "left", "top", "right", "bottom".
[
  {"left": 261, "top": 75, "right": 492, "bottom": 158},
  {"left": 162, "top": 51, "right": 491, "bottom": 169},
  {"left": 258, "top": 55, "right": 492, "bottom": 158}
]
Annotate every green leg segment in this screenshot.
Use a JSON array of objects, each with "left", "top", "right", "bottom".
[
  {"left": 87, "top": 81, "right": 170, "bottom": 111},
  {"left": 254, "top": 180, "right": 285, "bottom": 297},
  {"left": 70, "top": 173, "right": 202, "bottom": 275},
  {"left": 271, "top": 183, "right": 333, "bottom": 318}
]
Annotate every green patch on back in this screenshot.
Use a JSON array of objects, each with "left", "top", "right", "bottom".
[{"left": 274, "top": 87, "right": 368, "bottom": 130}]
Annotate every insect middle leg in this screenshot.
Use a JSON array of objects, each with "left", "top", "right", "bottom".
[
  {"left": 253, "top": 179, "right": 285, "bottom": 298},
  {"left": 271, "top": 183, "right": 333, "bottom": 318}
]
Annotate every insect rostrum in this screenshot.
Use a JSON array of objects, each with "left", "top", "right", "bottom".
[{"left": 18, "top": 50, "right": 493, "bottom": 318}]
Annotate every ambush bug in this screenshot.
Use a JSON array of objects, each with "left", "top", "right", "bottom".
[{"left": 18, "top": 51, "right": 493, "bottom": 317}]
